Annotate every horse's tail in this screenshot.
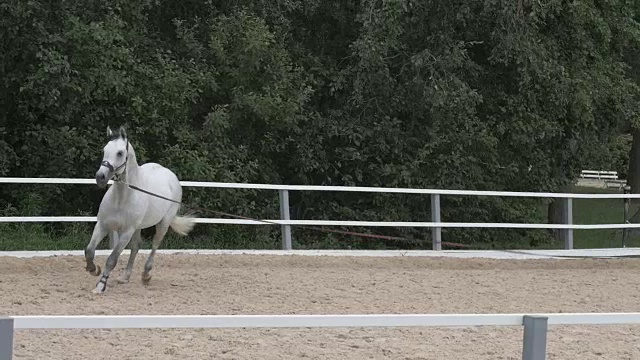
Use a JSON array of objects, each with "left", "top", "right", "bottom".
[{"left": 170, "top": 212, "right": 196, "bottom": 236}]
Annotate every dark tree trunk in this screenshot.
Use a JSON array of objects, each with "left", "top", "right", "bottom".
[
  {"left": 547, "top": 199, "right": 564, "bottom": 240},
  {"left": 628, "top": 129, "right": 640, "bottom": 193},
  {"left": 546, "top": 183, "right": 574, "bottom": 240}
]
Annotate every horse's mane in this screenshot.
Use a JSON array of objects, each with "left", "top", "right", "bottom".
[
  {"left": 107, "top": 125, "right": 128, "bottom": 142},
  {"left": 108, "top": 132, "right": 126, "bottom": 142}
]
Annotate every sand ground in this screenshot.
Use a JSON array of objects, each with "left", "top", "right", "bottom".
[{"left": 1, "top": 254, "right": 640, "bottom": 359}]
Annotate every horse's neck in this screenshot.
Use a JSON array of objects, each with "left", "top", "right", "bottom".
[
  {"left": 124, "top": 150, "right": 141, "bottom": 184},
  {"left": 112, "top": 146, "right": 142, "bottom": 198}
]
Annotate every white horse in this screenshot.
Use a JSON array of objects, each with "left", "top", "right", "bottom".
[{"left": 85, "top": 125, "right": 195, "bottom": 294}]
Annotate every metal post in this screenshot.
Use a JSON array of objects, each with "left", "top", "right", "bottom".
[
  {"left": 431, "top": 194, "right": 442, "bottom": 251},
  {"left": 0, "top": 317, "right": 14, "bottom": 360},
  {"left": 522, "top": 315, "right": 548, "bottom": 360},
  {"left": 562, "top": 198, "right": 573, "bottom": 250},
  {"left": 623, "top": 185, "right": 631, "bottom": 248},
  {"left": 279, "top": 190, "right": 292, "bottom": 250}
]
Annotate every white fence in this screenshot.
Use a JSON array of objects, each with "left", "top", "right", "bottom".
[
  {"left": 2, "top": 177, "right": 640, "bottom": 250},
  {"left": 3, "top": 178, "right": 640, "bottom": 359},
  {"left": 3, "top": 312, "right": 640, "bottom": 360}
]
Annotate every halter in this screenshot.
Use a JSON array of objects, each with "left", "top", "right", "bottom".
[{"left": 100, "top": 139, "right": 129, "bottom": 182}]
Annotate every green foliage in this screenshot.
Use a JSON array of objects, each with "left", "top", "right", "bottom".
[
  {"left": 1, "top": 0, "right": 640, "bottom": 250},
  {"left": 581, "top": 133, "right": 632, "bottom": 176}
]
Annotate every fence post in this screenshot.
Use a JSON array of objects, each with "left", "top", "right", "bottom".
[
  {"left": 522, "top": 315, "right": 548, "bottom": 360},
  {"left": 623, "top": 185, "right": 631, "bottom": 248},
  {"left": 0, "top": 317, "right": 14, "bottom": 360},
  {"left": 279, "top": 189, "right": 292, "bottom": 250},
  {"left": 431, "top": 194, "right": 442, "bottom": 251},
  {"left": 562, "top": 198, "right": 573, "bottom": 250}
]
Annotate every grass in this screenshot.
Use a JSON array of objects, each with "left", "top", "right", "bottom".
[
  {"left": 565, "top": 185, "right": 640, "bottom": 249},
  {"left": 0, "top": 184, "right": 638, "bottom": 251},
  {"left": 0, "top": 223, "right": 282, "bottom": 251}
]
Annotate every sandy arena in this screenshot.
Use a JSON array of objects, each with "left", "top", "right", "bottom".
[{"left": 2, "top": 253, "right": 640, "bottom": 359}]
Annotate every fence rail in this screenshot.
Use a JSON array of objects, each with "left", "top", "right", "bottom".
[
  {"left": 1, "top": 177, "right": 638, "bottom": 251},
  {"left": 3, "top": 216, "right": 640, "bottom": 230},
  {"left": 2, "top": 312, "right": 640, "bottom": 360},
  {"left": 2, "top": 177, "right": 640, "bottom": 198}
]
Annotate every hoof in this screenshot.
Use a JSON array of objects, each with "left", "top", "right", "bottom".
[
  {"left": 91, "top": 287, "right": 104, "bottom": 295},
  {"left": 91, "top": 265, "right": 102, "bottom": 276},
  {"left": 92, "top": 281, "right": 106, "bottom": 294},
  {"left": 116, "top": 277, "right": 130, "bottom": 284},
  {"left": 141, "top": 273, "right": 152, "bottom": 284}
]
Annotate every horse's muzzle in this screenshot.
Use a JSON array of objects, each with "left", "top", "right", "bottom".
[{"left": 96, "top": 170, "right": 110, "bottom": 188}]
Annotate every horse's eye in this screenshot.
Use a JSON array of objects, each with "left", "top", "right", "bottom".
[{"left": 117, "top": 151, "right": 124, "bottom": 157}]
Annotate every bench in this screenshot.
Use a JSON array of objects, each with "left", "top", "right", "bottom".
[
  {"left": 580, "top": 170, "right": 619, "bottom": 180},
  {"left": 580, "top": 170, "right": 627, "bottom": 189},
  {"left": 604, "top": 179, "right": 627, "bottom": 189}
]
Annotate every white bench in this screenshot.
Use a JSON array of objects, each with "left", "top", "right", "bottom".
[
  {"left": 580, "top": 170, "right": 619, "bottom": 180},
  {"left": 580, "top": 170, "right": 627, "bottom": 189},
  {"left": 604, "top": 179, "right": 627, "bottom": 189}
]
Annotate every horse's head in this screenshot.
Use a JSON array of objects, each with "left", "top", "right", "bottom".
[{"left": 96, "top": 126, "right": 129, "bottom": 188}]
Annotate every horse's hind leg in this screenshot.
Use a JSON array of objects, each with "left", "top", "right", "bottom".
[
  {"left": 141, "top": 221, "right": 171, "bottom": 284},
  {"left": 117, "top": 229, "right": 141, "bottom": 284},
  {"left": 85, "top": 223, "right": 109, "bottom": 276},
  {"left": 93, "top": 228, "right": 135, "bottom": 294}
]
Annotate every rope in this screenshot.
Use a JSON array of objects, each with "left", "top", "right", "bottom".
[{"left": 120, "top": 181, "right": 467, "bottom": 249}]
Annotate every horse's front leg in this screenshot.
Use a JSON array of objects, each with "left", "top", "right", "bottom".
[
  {"left": 85, "top": 223, "right": 108, "bottom": 276},
  {"left": 93, "top": 228, "right": 135, "bottom": 294}
]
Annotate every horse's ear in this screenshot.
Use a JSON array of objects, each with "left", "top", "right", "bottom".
[
  {"left": 119, "top": 126, "right": 127, "bottom": 139},
  {"left": 106, "top": 126, "right": 113, "bottom": 138}
]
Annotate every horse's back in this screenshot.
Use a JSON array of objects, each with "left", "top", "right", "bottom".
[
  {"left": 140, "top": 163, "right": 182, "bottom": 199},
  {"left": 138, "top": 163, "right": 183, "bottom": 226}
]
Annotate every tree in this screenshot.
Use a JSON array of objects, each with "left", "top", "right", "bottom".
[
  {"left": 2, "top": 0, "right": 640, "bottom": 250},
  {"left": 623, "top": 0, "right": 640, "bottom": 193}
]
